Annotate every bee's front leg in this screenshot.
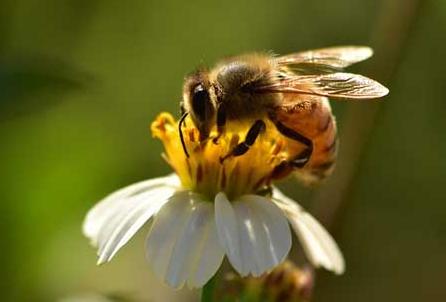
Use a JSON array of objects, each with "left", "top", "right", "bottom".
[
  {"left": 212, "top": 104, "right": 226, "bottom": 144},
  {"left": 220, "top": 119, "right": 266, "bottom": 162},
  {"left": 178, "top": 112, "right": 190, "bottom": 158}
]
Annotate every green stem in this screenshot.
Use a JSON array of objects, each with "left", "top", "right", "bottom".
[{"left": 201, "top": 275, "right": 217, "bottom": 302}]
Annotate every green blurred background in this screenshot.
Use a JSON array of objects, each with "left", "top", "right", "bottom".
[{"left": 1, "top": 0, "right": 445, "bottom": 301}]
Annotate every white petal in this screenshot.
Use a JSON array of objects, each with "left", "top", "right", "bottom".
[
  {"left": 215, "top": 192, "right": 291, "bottom": 277},
  {"left": 272, "top": 187, "right": 345, "bottom": 274},
  {"left": 146, "top": 192, "right": 225, "bottom": 289},
  {"left": 82, "top": 174, "right": 180, "bottom": 264},
  {"left": 83, "top": 174, "right": 179, "bottom": 245}
]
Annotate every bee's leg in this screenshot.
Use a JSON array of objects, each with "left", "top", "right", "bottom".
[
  {"left": 220, "top": 119, "right": 266, "bottom": 162},
  {"left": 269, "top": 114, "right": 313, "bottom": 168},
  {"left": 291, "top": 146, "right": 313, "bottom": 168},
  {"left": 271, "top": 161, "right": 294, "bottom": 180},
  {"left": 212, "top": 104, "right": 226, "bottom": 144},
  {"left": 178, "top": 112, "right": 190, "bottom": 158}
]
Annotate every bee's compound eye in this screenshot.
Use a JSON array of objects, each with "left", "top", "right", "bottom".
[{"left": 192, "top": 84, "right": 210, "bottom": 121}]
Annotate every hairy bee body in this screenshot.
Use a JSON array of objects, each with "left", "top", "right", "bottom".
[
  {"left": 211, "top": 56, "right": 339, "bottom": 183},
  {"left": 181, "top": 46, "right": 388, "bottom": 185}
]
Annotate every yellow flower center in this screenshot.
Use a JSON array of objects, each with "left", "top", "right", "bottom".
[{"left": 151, "top": 112, "right": 291, "bottom": 200}]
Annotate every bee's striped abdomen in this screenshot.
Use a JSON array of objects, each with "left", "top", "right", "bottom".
[{"left": 273, "top": 96, "right": 338, "bottom": 185}]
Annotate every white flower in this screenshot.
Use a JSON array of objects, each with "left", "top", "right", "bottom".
[
  {"left": 83, "top": 174, "right": 344, "bottom": 288},
  {"left": 83, "top": 112, "right": 344, "bottom": 289}
]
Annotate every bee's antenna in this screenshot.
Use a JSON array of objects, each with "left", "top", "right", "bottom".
[{"left": 179, "top": 112, "right": 190, "bottom": 158}]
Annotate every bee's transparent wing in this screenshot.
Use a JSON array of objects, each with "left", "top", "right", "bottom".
[
  {"left": 256, "top": 72, "right": 389, "bottom": 99},
  {"left": 274, "top": 46, "right": 373, "bottom": 70}
]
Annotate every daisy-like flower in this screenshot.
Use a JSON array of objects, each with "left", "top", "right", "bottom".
[{"left": 83, "top": 112, "right": 344, "bottom": 289}]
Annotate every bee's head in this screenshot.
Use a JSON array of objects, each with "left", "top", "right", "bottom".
[{"left": 182, "top": 71, "right": 216, "bottom": 140}]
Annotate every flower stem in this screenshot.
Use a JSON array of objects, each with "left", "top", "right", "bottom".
[{"left": 201, "top": 275, "right": 217, "bottom": 302}]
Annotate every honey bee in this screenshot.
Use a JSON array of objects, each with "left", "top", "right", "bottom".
[{"left": 180, "top": 46, "right": 388, "bottom": 184}]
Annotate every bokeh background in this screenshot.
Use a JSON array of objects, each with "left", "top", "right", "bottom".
[{"left": 1, "top": 0, "right": 445, "bottom": 301}]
